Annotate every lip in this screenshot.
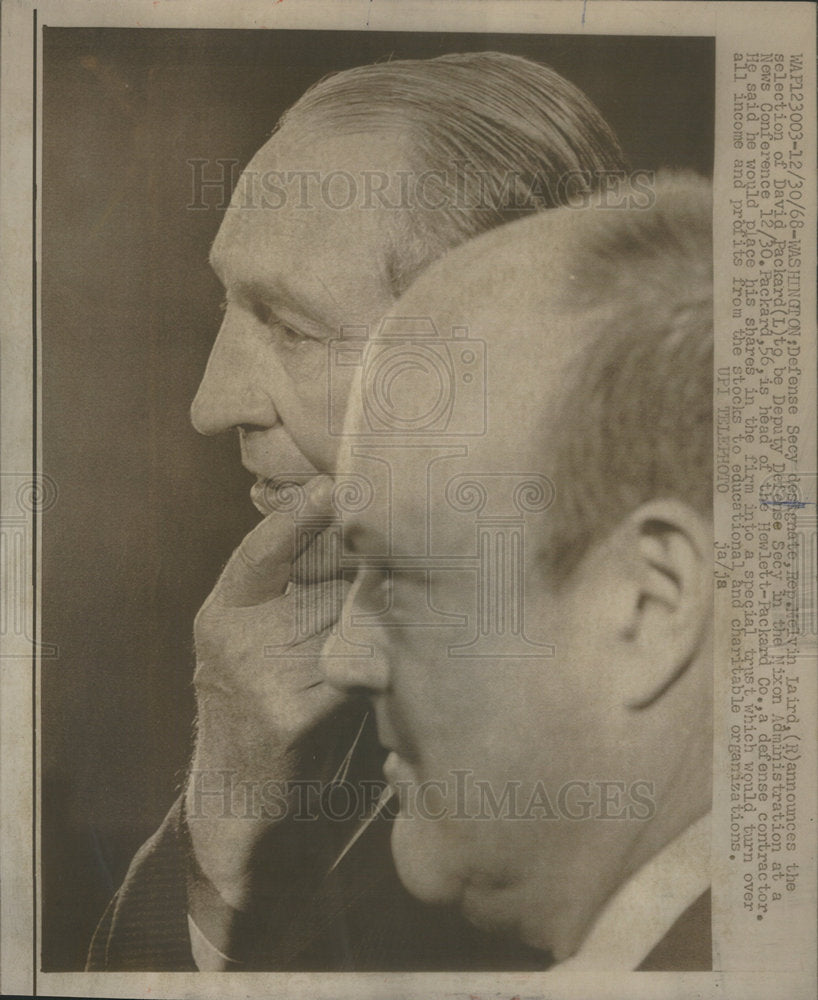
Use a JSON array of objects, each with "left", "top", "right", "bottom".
[
  {"left": 240, "top": 427, "right": 320, "bottom": 484},
  {"left": 376, "top": 710, "right": 418, "bottom": 771},
  {"left": 383, "top": 751, "right": 416, "bottom": 788},
  {"left": 250, "top": 475, "right": 317, "bottom": 516}
]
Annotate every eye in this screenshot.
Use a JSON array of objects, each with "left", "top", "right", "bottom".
[
  {"left": 273, "top": 321, "right": 312, "bottom": 350},
  {"left": 249, "top": 299, "right": 312, "bottom": 349},
  {"left": 252, "top": 300, "right": 274, "bottom": 326}
]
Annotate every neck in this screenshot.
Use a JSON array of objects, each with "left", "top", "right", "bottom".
[{"left": 526, "top": 789, "right": 709, "bottom": 962}]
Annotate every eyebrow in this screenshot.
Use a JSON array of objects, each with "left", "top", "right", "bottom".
[
  {"left": 208, "top": 250, "right": 272, "bottom": 304},
  {"left": 208, "top": 254, "right": 286, "bottom": 319},
  {"left": 208, "top": 241, "right": 276, "bottom": 297},
  {"left": 208, "top": 244, "right": 333, "bottom": 337}
]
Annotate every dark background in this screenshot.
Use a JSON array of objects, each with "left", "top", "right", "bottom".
[{"left": 41, "top": 27, "right": 714, "bottom": 970}]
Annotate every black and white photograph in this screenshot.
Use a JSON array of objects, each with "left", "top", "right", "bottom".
[{"left": 0, "top": 2, "right": 815, "bottom": 998}]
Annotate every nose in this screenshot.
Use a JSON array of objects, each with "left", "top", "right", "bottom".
[
  {"left": 190, "top": 314, "right": 281, "bottom": 435},
  {"left": 320, "top": 574, "right": 391, "bottom": 696}
]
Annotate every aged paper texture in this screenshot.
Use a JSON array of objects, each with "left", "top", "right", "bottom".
[{"left": 0, "top": 1, "right": 815, "bottom": 998}]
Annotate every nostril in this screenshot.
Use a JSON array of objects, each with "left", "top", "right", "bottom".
[{"left": 237, "top": 422, "right": 274, "bottom": 434}]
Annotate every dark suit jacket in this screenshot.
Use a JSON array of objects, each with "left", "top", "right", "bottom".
[
  {"left": 637, "top": 887, "right": 712, "bottom": 971},
  {"left": 87, "top": 793, "right": 553, "bottom": 972},
  {"left": 88, "top": 766, "right": 711, "bottom": 972}
]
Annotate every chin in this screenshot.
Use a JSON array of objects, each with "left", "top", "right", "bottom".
[
  {"left": 390, "top": 814, "right": 464, "bottom": 906},
  {"left": 390, "top": 816, "right": 526, "bottom": 940},
  {"left": 458, "top": 880, "right": 529, "bottom": 942}
]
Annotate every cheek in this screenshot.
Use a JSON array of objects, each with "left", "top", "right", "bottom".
[
  {"left": 284, "top": 374, "right": 338, "bottom": 469},
  {"left": 450, "top": 661, "right": 591, "bottom": 801},
  {"left": 288, "top": 351, "right": 370, "bottom": 471},
  {"left": 404, "top": 660, "right": 546, "bottom": 774},
  {"left": 291, "top": 422, "right": 338, "bottom": 472}
]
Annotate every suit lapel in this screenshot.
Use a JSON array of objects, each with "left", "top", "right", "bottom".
[{"left": 636, "top": 888, "right": 711, "bottom": 971}]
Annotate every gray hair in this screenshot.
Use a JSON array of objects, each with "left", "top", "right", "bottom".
[{"left": 277, "top": 51, "right": 627, "bottom": 293}]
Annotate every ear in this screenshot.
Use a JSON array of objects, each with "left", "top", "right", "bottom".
[{"left": 610, "top": 499, "right": 712, "bottom": 710}]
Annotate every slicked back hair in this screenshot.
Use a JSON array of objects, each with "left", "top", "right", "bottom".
[{"left": 276, "top": 51, "right": 628, "bottom": 293}]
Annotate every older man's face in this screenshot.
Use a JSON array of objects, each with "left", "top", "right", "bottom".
[
  {"left": 320, "top": 223, "right": 651, "bottom": 950},
  {"left": 190, "top": 129, "right": 404, "bottom": 512}
]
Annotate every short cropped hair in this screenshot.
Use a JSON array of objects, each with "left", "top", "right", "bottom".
[
  {"left": 277, "top": 52, "right": 627, "bottom": 293},
  {"left": 544, "top": 174, "right": 713, "bottom": 582}
]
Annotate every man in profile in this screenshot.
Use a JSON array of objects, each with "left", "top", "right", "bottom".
[
  {"left": 322, "top": 172, "right": 713, "bottom": 970},
  {"left": 89, "top": 51, "right": 632, "bottom": 971}
]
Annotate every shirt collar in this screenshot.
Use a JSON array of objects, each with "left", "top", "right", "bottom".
[{"left": 555, "top": 812, "right": 710, "bottom": 971}]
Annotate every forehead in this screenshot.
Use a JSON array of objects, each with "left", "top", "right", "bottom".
[{"left": 209, "top": 130, "right": 406, "bottom": 322}]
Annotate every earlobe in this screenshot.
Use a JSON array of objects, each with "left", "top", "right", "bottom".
[{"left": 619, "top": 500, "right": 712, "bottom": 710}]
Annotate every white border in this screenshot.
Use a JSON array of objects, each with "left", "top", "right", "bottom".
[{"left": 1, "top": 2, "right": 815, "bottom": 997}]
